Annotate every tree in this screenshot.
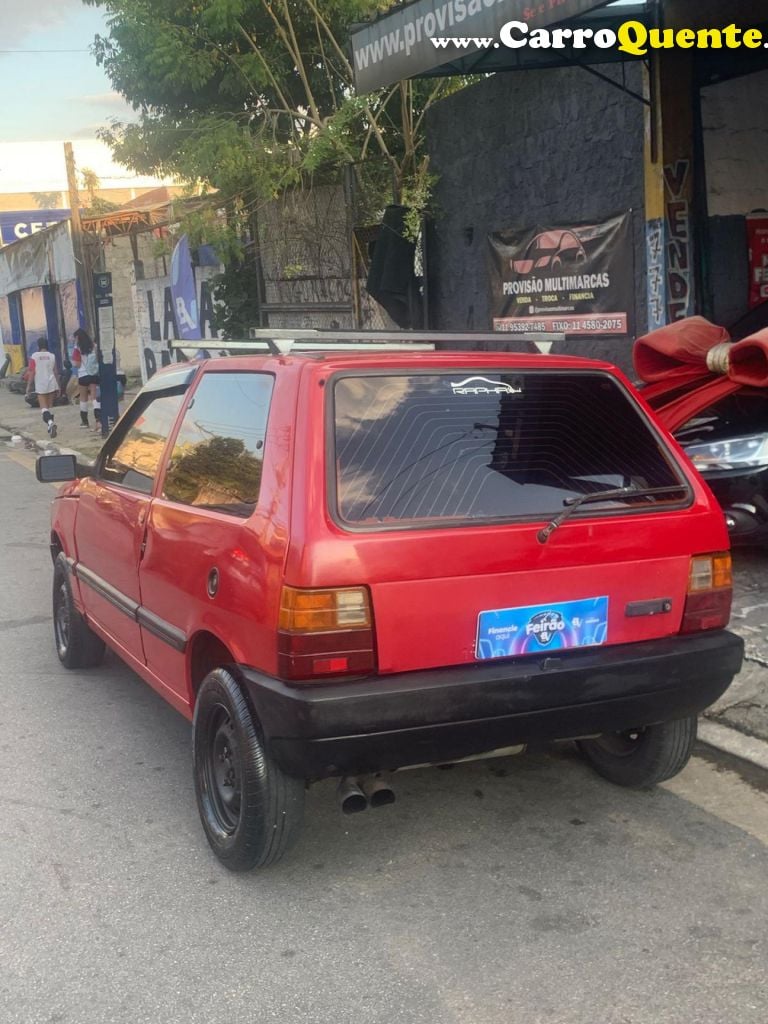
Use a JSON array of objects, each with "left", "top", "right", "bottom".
[
  {"left": 32, "top": 191, "right": 61, "bottom": 209},
  {"left": 79, "top": 167, "right": 120, "bottom": 216},
  {"left": 86, "top": 0, "right": 467, "bottom": 225}
]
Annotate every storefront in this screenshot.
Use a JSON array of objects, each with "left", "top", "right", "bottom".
[
  {"left": 350, "top": 1, "right": 768, "bottom": 366},
  {"left": 0, "top": 221, "right": 80, "bottom": 374}
]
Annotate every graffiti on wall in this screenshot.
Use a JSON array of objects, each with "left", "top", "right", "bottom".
[
  {"left": 664, "top": 160, "right": 694, "bottom": 322},
  {"left": 133, "top": 265, "right": 223, "bottom": 382},
  {"left": 645, "top": 218, "right": 666, "bottom": 332}
]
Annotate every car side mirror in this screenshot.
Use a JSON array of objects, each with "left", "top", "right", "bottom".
[{"left": 36, "top": 454, "right": 84, "bottom": 482}]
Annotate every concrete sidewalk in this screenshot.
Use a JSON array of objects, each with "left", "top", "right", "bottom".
[
  {"left": 0, "top": 379, "right": 128, "bottom": 460},
  {"left": 2, "top": 379, "right": 767, "bottom": 766},
  {"left": 706, "top": 549, "right": 768, "bottom": 748}
]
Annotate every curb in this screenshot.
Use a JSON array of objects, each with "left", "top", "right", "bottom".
[
  {"left": 1, "top": 421, "right": 92, "bottom": 463},
  {"left": 698, "top": 719, "right": 768, "bottom": 774}
]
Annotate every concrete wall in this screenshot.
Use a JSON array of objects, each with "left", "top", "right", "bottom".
[
  {"left": 701, "top": 69, "right": 768, "bottom": 331},
  {"left": 425, "top": 64, "right": 646, "bottom": 373},
  {"left": 103, "top": 233, "right": 167, "bottom": 376},
  {"left": 702, "top": 70, "right": 768, "bottom": 218}
]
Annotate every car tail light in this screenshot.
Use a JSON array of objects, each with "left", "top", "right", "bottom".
[
  {"left": 680, "top": 553, "right": 733, "bottom": 634},
  {"left": 277, "top": 586, "right": 376, "bottom": 682}
]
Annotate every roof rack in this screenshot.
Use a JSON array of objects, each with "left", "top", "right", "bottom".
[{"left": 169, "top": 329, "right": 565, "bottom": 356}]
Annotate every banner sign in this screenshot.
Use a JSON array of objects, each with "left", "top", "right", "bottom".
[
  {"left": 747, "top": 214, "right": 768, "bottom": 310},
  {"left": 488, "top": 212, "right": 634, "bottom": 337},
  {"left": 476, "top": 596, "right": 609, "bottom": 661},
  {"left": 351, "top": 0, "right": 607, "bottom": 93},
  {"left": 0, "top": 209, "right": 70, "bottom": 246},
  {"left": 170, "top": 233, "right": 202, "bottom": 341}
]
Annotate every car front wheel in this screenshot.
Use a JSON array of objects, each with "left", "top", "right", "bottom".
[
  {"left": 578, "top": 716, "right": 697, "bottom": 789},
  {"left": 193, "top": 668, "right": 305, "bottom": 871}
]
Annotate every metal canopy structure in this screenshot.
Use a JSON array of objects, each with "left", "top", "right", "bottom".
[
  {"left": 80, "top": 204, "right": 171, "bottom": 239},
  {"left": 350, "top": 1, "right": 651, "bottom": 93}
]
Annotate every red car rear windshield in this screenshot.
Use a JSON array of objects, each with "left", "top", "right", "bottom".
[{"left": 332, "top": 371, "right": 687, "bottom": 527}]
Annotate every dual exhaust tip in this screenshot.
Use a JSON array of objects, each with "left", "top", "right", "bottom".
[{"left": 337, "top": 776, "right": 395, "bottom": 814}]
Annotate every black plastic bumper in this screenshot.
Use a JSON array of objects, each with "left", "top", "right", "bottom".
[{"left": 238, "top": 631, "right": 744, "bottom": 780}]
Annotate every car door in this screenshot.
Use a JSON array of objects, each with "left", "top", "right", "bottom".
[
  {"left": 74, "top": 369, "right": 193, "bottom": 658},
  {"left": 138, "top": 370, "right": 276, "bottom": 698}
]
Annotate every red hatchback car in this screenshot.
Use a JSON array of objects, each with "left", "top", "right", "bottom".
[{"left": 38, "top": 350, "right": 744, "bottom": 870}]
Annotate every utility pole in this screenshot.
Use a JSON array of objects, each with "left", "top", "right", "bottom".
[{"left": 64, "top": 142, "right": 95, "bottom": 338}]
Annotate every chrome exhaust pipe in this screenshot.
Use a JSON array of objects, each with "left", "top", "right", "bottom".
[
  {"left": 365, "top": 775, "right": 396, "bottom": 808},
  {"left": 337, "top": 777, "right": 368, "bottom": 815}
]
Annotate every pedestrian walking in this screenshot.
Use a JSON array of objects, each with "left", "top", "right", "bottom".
[
  {"left": 25, "top": 337, "right": 60, "bottom": 439},
  {"left": 72, "top": 329, "right": 101, "bottom": 429}
]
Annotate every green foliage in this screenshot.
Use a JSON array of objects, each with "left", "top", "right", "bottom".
[
  {"left": 85, "top": 0, "right": 471, "bottom": 320},
  {"left": 207, "top": 258, "right": 262, "bottom": 338}
]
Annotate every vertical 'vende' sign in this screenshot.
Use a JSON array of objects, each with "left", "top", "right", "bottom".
[
  {"left": 350, "top": 0, "right": 607, "bottom": 93},
  {"left": 488, "top": 213, "right": 634, "bottom": 337}
]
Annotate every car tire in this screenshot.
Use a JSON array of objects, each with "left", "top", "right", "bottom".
[
  {"left": 193, "top": 668, "right": 305, "bottom": 871},
  {"left": 577, "top": 716, "right": 697, "bottom": 789},
  {"left": 53, "top": 553, "right": 106, "bottom": 669}
]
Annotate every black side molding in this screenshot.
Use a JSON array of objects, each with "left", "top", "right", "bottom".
[
  {"left": 137, "top": 607, "right": 187, "bottom": 653},
  {"left": 75, "top": 563, "right": 187, "bottom": 653},
  {"left": 76, "top": 564, "right": 139, "bottom": 620}
]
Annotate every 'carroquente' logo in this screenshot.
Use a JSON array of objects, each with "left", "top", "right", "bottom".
[{"left": 431, "top": 22, "right": 767, "bottom": 59}]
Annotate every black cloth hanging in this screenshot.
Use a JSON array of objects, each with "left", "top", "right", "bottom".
[{"left": 365, "top": 205, "right": 422, "bottom": 328}]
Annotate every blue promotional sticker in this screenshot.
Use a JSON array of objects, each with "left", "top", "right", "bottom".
[{"left": 476, "top": 597, "right": 609, "bottom": 661}]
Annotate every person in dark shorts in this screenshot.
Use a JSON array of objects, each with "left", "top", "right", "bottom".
[{"left": 72, "top": 329, "right": 100, "bottom": 429}]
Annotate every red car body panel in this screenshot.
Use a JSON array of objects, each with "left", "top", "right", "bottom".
[{"left": 50, "top": 351, "right": 731, "bottom": 716}]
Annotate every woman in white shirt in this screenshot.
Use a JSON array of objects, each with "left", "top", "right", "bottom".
[
  {"left": 25, "top": 337, "right": 60, "bottom": 438},
  {"left": 72, "top": 328, "right": 101, "bottom": 430}
]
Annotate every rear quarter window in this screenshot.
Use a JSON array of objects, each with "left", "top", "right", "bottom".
[{"left": 332, "top": 371, "right": 686, "bottom": 527}]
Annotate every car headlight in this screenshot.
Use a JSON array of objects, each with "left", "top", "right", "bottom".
[{"left": 684, "top": 433, "right": 768, "bottom": 470}]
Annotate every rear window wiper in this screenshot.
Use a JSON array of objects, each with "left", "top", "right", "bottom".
[{"left": 537, "top": 485, "right": 688, "bottom": 545}]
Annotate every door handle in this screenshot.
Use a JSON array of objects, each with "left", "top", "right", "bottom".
[{"left": 137, "top": 509, "right": 147, "bottom": 526}]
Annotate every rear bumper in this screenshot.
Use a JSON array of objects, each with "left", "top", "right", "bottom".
[{"left": 239, "top": 631, "right": 744, "bottom": 780}]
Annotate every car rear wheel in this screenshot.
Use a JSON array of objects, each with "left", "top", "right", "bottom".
[
  {"left": 578, "top": 716, "right": 697, "bottom": 789},
  {"left": 53, "top": 554, "right": 106, "bottom": 669},
  {"left": 193, "top": 668, "right": 305, "bottom": 871}
]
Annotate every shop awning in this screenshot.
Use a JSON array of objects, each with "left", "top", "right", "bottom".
[{"left": 350, "top": 0, "right": 650, "bottom": 93}]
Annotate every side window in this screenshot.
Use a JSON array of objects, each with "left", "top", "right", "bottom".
[
  {"left": 162, "top": 373, "right": 273, "bottom": 517},
  {"left": 100, "top": 391, "right": 185, "bottom": 494}
]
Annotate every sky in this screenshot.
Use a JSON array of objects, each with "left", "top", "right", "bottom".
[{"left": 0, "top": 0, "right": 170, "bottom": 193}]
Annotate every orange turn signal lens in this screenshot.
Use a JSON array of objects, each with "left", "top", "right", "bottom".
[
  {"left": 688, "top": 553, "right": 732, "bottom": 593},
  {"left": 279, "top": 586, "right": 372, "bottom": 633}
]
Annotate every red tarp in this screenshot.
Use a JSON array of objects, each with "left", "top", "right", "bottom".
[{"left": 633, "top": 317, "right": 768, "bottom": 432}]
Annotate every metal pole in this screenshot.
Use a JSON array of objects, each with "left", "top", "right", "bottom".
[{"left": 64, "top": 142, "right": 96, "bottom": 339}]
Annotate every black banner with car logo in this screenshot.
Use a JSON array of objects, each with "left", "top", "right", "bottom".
[{"left": 488, "top": 212, "right": 634, "bottom": 338}]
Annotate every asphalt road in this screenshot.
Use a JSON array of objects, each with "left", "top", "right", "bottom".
[{"left": 1, "top": 446, "right": 767, "bottom": 1024}]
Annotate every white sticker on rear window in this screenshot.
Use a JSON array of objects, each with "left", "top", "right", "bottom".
[{"left": 450, "top": 377, "right": 522, "bottom": 396}]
